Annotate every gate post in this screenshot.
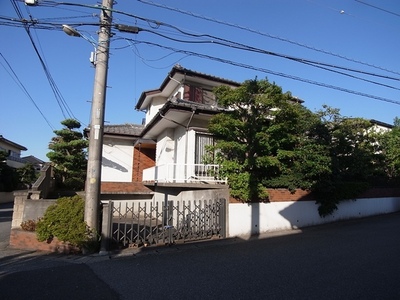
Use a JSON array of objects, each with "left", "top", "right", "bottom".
[
  {"left": 99, "top": 201, "right": 113, "bottom": 255},
  {"left": 220, "top": 198, "right": 227, "bottom": 239}
]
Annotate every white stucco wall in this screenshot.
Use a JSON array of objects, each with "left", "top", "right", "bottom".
[
  {"left": 101, "top": 139, "right": 133, "bottom": 182},
  {"left": 145, "top": 96, "right": 167, "bottom": 124},
  {"left": 157, "top": 129, "right": 175, "bottom": 166},
  {"left": 228, "top": 197, "right": 400, "bottom": 238}
]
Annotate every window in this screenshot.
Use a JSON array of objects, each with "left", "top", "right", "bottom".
[
  {"left": 195, "top": 133, "right": 214, "bottom": 165},
  {"left": 183, "top": 84, "right": 217, "bottom": 106}
]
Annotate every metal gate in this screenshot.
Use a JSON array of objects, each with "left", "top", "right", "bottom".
[{"left": 105, "top": 198, "right": 226, "bottom": 248}]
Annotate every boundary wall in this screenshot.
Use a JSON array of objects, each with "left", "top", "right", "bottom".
[{"left": 228, "top": 197, "right": 400, "bottom": 238}]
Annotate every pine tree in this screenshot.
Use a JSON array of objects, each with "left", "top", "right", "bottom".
[{"left": 47, "top": 119, "right": 88, "bottom": 190}]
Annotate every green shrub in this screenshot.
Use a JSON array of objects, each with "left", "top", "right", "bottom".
[{"left": 36, "top": 195, "right": 97, "bottom": 250}]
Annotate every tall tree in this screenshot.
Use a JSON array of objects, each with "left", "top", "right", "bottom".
[
  {"left": 208, "top": 80, "right": 385, "bottom": 216},
  {"left": 47, "top": 119, "right": 88, "bottom": 190},
  {"left": 312, "top": 106, "right": 384, "bottom": 216},
  {"left": 208, "top": 78, "right": 327, "bottom": 202}
]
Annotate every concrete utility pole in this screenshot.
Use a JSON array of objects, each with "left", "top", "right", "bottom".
[{"left": 85, "top": 0, "right": 113, "bottom": 232}]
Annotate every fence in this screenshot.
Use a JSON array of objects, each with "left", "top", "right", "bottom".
[{"left": 101, "top": 198, "right": 227, "bottom": 250}]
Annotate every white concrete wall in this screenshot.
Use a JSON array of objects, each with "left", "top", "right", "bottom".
[
  {"left": 101, "top": 138, "right": 133, "bottom": 182},
  {"left": 228, "top": 197, "right": 400, "bottom": 238}
]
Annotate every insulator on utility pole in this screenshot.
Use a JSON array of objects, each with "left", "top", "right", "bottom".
[{"left": 116, "top": 24, "right": 141, "bottom": 34}]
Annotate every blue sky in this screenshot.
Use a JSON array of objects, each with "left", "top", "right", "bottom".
[{"left": 1, "top": 0, "right": 399, "bottom": 161}]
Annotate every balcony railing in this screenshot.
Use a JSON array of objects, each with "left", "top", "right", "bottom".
[{"left": 142, "top": 163, "right": 227, "bottom": 184}]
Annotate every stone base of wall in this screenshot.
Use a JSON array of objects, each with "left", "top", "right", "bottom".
[{"left": 9, "top": 229, "right": 80, "bottom": 254}]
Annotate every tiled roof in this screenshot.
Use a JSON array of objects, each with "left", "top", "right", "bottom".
[
  {"left": 103, "top": 124, "right": 144, "bottom": 137},
  {"left": 0, "top": 135, "right": 27, "bottom": 151},
  {"left": 22, "top": 155, "right": 45, "bottom": 164},
  {"left": 136, "top": 64, "right": 241, "bottom": 110}
]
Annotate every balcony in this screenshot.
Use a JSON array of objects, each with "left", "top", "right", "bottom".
[{"left": 142, "top": 163, "right": 227, "bottom": 185}]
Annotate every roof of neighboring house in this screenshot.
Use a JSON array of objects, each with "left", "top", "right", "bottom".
[
  {"left": 135, "top": 64, "right": 241, "bottom": 110},
  {"left": 103, "top": 124, "right": 144, "bottom": 138},
  {"left": 0, "top": 135, "right": 27, "bottom": 151},
  {"left": 370, "top": 119, "right": 393, "bottom": 129},
  {"left": 21, "top": 155, "right": 45, "bottom": 165}
]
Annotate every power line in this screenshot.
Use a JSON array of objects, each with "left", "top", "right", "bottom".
[
  {"left": 0, "top": 52, "right": 55, "bottom": 130},
  {"left": 9, "top": 0, "right": 82, "bottom": 124},
  {"left": 355, "top": 0, "right": 400, "bottom": 18},
  {"left": 138, "top": 27, "right": 400, "bottom": 91},
  {"left": 123, "top": 38, "right": 400, "bottom": 106},
  {"left": 19, "top": 0, "right": 399, "bottom": 85},
  {"left": 7, "top": 1, "right": 400, "bottom": 107},
  {"left": 137, "top": 0, "right": 400, "bottom": 76},
  {"left": 5, "top": 14, "right": 399, "bottom": 88}
]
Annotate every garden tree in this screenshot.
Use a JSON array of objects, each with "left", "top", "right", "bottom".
[
  {"left": 17, "top": 163, "right": 38, "bottom": 189},
  {"left": 208, "top": 79, "right": 386, "bottom": 216},
  {"left": 47, "top": 119, "right": 88, "bottom": 190},
  {"left": 311, "top": 106, "right": 385, "bottom": 216},
  {"left": 378, "top": 117, "right": 400, "bottom": 180},
  {"left": 208, "top": 78, "right": 330, "bottom": 202}
]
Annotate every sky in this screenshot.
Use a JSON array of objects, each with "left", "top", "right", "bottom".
[{"left": 1, "top": 0, "right": 399, "bottom": 161}]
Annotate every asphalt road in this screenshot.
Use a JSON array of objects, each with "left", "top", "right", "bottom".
[{"left": 1, "top": 202, "right": 400, "bottom": 299}]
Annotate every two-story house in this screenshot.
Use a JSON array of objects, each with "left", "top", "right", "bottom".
[
  {"left": 100, "top": 65, "right": 241, "bottom": 203},
  {"left": 0, "top": 135, "right": 28, "bottom": 169}
]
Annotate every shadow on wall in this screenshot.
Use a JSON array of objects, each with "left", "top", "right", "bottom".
[{"left": 102, "top": 157, "right": 128, "bottom": 172}]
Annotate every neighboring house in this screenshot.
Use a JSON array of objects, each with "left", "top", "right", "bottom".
[
  {"left": 21, "top": 155, "right": 45, "bottom": 172},
  {"left": 369, "top": 119, "right": 393, "bottom": 133},
  {"left": 0, "top": 135, "right": 27, "bottom": 168},
  {"left": 98, "top": 123, "right": 154, "bottom": 199}
]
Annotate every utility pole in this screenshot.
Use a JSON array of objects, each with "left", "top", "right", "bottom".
[{"left": 85, "top": 0, "right": 113, "bottom": 233}]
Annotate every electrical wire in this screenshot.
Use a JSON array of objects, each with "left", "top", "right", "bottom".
[
  {"left": 7, "top": 1, "right": 400, "bottom": 108},
  {"left": 138, "top": 27, "right": 400, "bottom": 91},
  {"left": 10, "top": 0, "right": 83, "bottom": 125},
  {"left": 21, "top": 0, "right": 400, "bottom": 84},
  {"left": 6, "top": 14, "right": 399, "bottom": 88},
  {"left": 355, "top": 0, "right": 400, "bottom": 18},
  {"left": 124, "top": 38, "right": 400, "bottom": 106},
  {"left": 0, "top": 52, "right": 55, "bottom": 130},
  {"left": 137, "top": 0, "right": 400, "bottom": 76}
]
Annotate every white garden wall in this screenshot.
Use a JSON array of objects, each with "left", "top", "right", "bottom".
[{"left": 228, "top": 197, "right": 400, "bottom": 238}]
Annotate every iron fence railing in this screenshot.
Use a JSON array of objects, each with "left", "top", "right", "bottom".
[
  {"left": 142, "top": 163, "right": 227, "bottom": 184},
  {"left": 104, "top": 198, "right": 226, "bottom": 249}
]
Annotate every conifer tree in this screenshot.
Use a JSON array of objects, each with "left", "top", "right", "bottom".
[{"left": 47, "top": 119, "right": 88, "bottom": 190}]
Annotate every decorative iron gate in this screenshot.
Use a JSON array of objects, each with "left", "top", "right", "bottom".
[{"left": 107, "top": 198, "right": 226, "bottom": 248}]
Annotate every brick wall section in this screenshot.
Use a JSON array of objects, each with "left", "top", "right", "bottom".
[
  {"left": 101, "top": 147, "right": 155, "bottom": 194},
  {"left": 232, "top": 188, "right": 400, "bottom": 203},
  {"left": 9, "top": 229, "right": 80, "bottom": 254},
  {"left": 132, "top": 147, "right": 156, "bottom": 182},
  {"left": 101, "top": 182, "right": 152, "bottom": 193},
  {"left": 267, "top": 189, "right": 314, "bottom": 202}
]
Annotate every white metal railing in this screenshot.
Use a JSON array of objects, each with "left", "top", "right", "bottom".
[{"left": 142, "top": 163, "right": 227, "bottom": 184}]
